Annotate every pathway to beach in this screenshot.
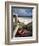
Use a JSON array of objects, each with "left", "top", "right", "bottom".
[{"left": 13, "top": 23, "right": 19, "bottom": 37}]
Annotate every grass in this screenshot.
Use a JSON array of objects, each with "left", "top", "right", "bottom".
[{"left": 13, "top": 22, "right": 32, "bottom": 32}]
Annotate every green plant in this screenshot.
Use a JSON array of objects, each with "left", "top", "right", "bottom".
[{"left": 26, "top": 22, "right": 32, "bottom": 32}]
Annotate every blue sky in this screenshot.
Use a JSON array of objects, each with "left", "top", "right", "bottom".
[{"left": 12, "top": 7, "right": 33, "bottom": 16}]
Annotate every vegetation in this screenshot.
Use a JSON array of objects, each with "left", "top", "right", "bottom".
[
  {"left": 18, "top": 22, "right": 32, "bottom": 32},
  {"left": 13, "top": 20, "right": 32, "bottom": 32},
  {"left": 26, "top": 22, "right": 32, "bottom": 32}
]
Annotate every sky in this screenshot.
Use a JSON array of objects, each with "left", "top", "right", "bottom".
[{"left": 12, "top": 7, "right": 33, "bottom": 16}]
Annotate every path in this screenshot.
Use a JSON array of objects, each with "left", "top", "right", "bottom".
[{"left": 13, "top": 23, "right": 19, "bottom": 37}]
